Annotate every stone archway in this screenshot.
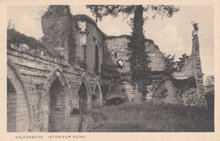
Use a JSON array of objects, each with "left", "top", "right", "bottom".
[
  {"left": 7, "top": 78, "right": 17, "bottom": 132},
  {"left": 92, "top": 83, "right": 103, "bottom": 108},
  {"left": 77, "top": 76, "right": 92, "bottom": 112},
  {"left": 78, "top": 82, "right": 88, "bottom": 114},
  {"left": 39, "top": 67, "right": 71, "bottom": 132},
  {"left": 7, "top": 62, "right": 32, "bottom": 132},
  {"left": 48, "top": 77, "right": 67, "bottom": 132}
]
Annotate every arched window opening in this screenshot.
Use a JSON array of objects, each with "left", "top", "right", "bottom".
[
  {"left": 95, "top": 45, "right": 99, "bottom": 74},
  {"left": 114, "top": 52, "right": 117, "bottom": 58}
]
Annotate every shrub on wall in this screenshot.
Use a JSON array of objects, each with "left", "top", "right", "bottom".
[{"left": 182, "top": 88, "right": 197, "bottom": 106}]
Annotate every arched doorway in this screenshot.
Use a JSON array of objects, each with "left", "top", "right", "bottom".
[
  {"left": 7, "top": 63, "right": 31, "bottom": 132},
  {"left": 78, "top": 82, "right": 88, "bottom": 114},
  {"left": 48, "top": 78, "right": 67, "bottom": 132},
  {"left": 7, "top": 78, "right": 17, "bottom": 132}
]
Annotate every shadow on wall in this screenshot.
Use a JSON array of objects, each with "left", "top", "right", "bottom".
[
  {"left": 204, "top": 85, "right": 214, "bottom": 118},
  {"left": 100, "top": 43, "right": 122, "bottom": 103},
  {"left": 78, "top": 82, "right": 88, "bottom": 114},
  {"left": 105, "top": 97, "right": 126, "bottom": 106},
  {"left": 49, "top": 77, "right": 67, "bottom": 132}
]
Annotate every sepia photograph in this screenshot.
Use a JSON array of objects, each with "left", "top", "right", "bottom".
[{"left": 5, "top": 4, "right": 215, "bottom": 133}]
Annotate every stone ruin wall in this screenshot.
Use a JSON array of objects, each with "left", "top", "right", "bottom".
[
  {"left": 41, "top": 7, "right": 105, "bottom": 75},
  {"left": 104, "top": 36, "right": 131, "bottom": 73},
  {"left": 7, "top": 29, "right": 102, "bottom": 132},
  {"left": 107, "top": 81, "right": 135, "bottom": 102},
  {"left": 80, "top": 15, "right": 105, "bottom": 74},
  {"left": 70, "top": 15, "right": 106, "bottom": 74},
  {"left": 153, "top": 34, "right": 206, "bottom": 107},
  {"left": 103, "top": 36, "right": 166, "bottom": 101},
  {"left": 104, "top": 36, "right": 165, "bottom": 73},
  {"left": 145, "top": 41, "right": 165, "bottom": 72},
  {"left": 7, "top": 6, "right": 109, "bottom": 132}
]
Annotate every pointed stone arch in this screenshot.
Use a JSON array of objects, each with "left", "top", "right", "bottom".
[
  {"left": 44, "top": 67, "right": 70, "bottom": 95},
  {"left": 7, "top": 60, "right": 33, "bottom": 132},
  {"left": 42, "top": 67, "right": 70, "bottom": 132},
  {"left": 78, "top": 75, "right": 92, "bottom": 112},
  {"left": 92, "top": 80, "right": 103, "bottom": 108}
]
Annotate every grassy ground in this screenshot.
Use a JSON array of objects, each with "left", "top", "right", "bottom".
[{"left": 87, "top": 102, "right": 214, "bottom": 132}]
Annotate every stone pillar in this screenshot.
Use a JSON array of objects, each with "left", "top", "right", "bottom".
[
  {"left": 192, "top": 36, "right": 204, "bottom": 93},
  {"left": 191, "top": 27, "right": 206, "bottom": 106}
]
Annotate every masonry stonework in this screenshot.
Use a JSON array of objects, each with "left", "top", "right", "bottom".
[
  {"left": 7, "top": 28, "right": 102, "bottom": 132},
  {"left": 7, "top": 5, "right": 106, "bottom": 132},
  {"left": 103, "top": 36, "right": 166, "bottom": 101},
  {"left": 71, "top": 14, "right": 106, "bottom": 74},
  {"left": 172, "top": 31, "right": 206, "bottom": 106},
  {"left": 104, "top": 36, "right": 165, "bottom": 74}
]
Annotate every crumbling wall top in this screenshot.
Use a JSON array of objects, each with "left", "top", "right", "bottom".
[{"left": 72, "top": 14, "right": 107, "bottom": 38}]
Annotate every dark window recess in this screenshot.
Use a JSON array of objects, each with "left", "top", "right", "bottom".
[
  {"left": 70, "top": 108, "right": 80, "bottom": 115},
  {"left": 121, "top": 89, "right": 126, "bottom": 93},
  {"left": 92, "top": 94, "right": 97, "bottom": 100},
  {"left": 114, "top": 52, "right": 117, "bottom": 58},
  {"left": 105, "top": 97, "right": 125, "bottom": 106},
  {"left": 95, "top": 45, "right": 99, "bottom": 74},
  {"left": 80, "top": 30, "right": 89, "bottom": 34},
  {"left": 83, "top": 45, "right": 87, "bottom": 63}
]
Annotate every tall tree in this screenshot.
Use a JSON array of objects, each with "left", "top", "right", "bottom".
[
  {"left": 87, "top": 5, "right": 179, "bottom": 103},
  {"left": 164, "top": 54, "right": 177, "bottom": 74},
  {"left": 128, "top": 6, "right": 150, "bottom": 103},
  {"left": 176, "top": 53, "right": 189, "bottom": 71}
]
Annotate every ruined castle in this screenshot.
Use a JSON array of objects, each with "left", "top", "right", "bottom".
[{"left": 7, "top": 6, "right": 205, "bottom": 132}]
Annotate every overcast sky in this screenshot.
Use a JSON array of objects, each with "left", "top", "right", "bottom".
[{"left": 7, "top": 5, "right": 214, "bottom": 78}]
